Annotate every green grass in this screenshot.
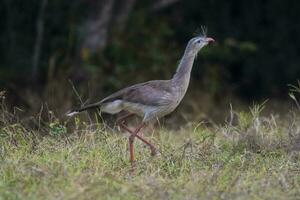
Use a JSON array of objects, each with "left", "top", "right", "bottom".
[{"left": 1, "top": 108, "right": 300, "bottom": 200}]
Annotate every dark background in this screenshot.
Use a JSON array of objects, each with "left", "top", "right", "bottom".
[{"left": 0, "top": 0, "right": 300, "bottom": 119}]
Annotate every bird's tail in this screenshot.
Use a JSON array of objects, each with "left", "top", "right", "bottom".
[{"left": 66, "top": 102, "right": 101, "bottom": 117}]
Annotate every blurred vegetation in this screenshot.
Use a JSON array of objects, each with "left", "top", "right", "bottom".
[{"left": 0, "top": 0, "right": 300, "bottom": 113}]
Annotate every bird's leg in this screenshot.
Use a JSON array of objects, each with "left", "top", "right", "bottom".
[
  {"left": 116, "top": 113, "right": 135, "bottom": 125},
  {"left": 129, "top": 134, "right": 135, "bottom": 172},
  {"left": 128, "top": 123, "right": 146, "bottom": 171},
  {"left": 116, "top": 113, "right": 157, "bottom": 156},
  {"left": 119, "top": 122, "right": 157, "bottom": 156}
]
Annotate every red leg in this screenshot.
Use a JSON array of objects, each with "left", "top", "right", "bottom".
[
  {"left": 119, "top": 122, "right": 157, "bottom": 156},
  {"left": 116, "top": 114, "right": 157, "bottom": 172},
  {"left": 127, "top": 123, "right": 145, "bottom": 171},
  {"left": 117, "top": 113, "right": 157, "bottom": 155},
  {"left": 129, "top": 136, "right": 135, "bottom": 172},
  {"left": 116, "top": 113, "right": 135, "bottom": 125}
]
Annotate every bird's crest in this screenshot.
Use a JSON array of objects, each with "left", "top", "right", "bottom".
[{"left": 194, "top": 26, "right": 208, "bottom": 38}]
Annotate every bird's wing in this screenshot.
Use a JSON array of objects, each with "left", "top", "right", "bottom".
[{"left": 100, "top": 80, "right": 174, "bottom": 106}]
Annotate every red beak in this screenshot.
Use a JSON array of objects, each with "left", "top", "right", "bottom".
[{"left": 206, "top": 37, "right": 215, "bottom": 43}]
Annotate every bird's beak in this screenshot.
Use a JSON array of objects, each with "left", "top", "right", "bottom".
[{"left": 206, "top": 37, "right": 215, "bottom": 44}]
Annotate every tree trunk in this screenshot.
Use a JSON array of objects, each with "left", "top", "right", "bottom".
[
  {"left": 80, "top": 0, "right": 115, "bottom": 54},
  {"left": 113, "top": 0, "right": 136, "bottom": 32},
  {"left": 32, "top": 0, "right": 48, "bottom": 80}
]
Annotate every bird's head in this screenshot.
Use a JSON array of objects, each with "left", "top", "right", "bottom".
[
  {"left": 187, "top": 36, "right": 215, "bottom": 54},
  {"left": 186, "top": 27, "right": 215, "bottom": 54}
]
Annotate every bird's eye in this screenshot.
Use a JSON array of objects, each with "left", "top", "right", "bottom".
[{"left": 197, "top": 40, "right": 201, "bottom": 43}]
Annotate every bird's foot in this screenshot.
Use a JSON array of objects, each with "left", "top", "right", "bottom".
[{"left": 150, "top": 147, "right": 157, "bottom": 156}]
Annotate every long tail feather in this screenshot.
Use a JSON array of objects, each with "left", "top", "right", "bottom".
[{"left": 66, "top": 102, "right": 101, "bottom": 117}]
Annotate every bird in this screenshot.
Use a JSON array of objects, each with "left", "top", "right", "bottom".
[{"left": 67, "top": 33, "right": 215, "bottom": 171}]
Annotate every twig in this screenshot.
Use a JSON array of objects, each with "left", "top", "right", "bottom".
[
  {"left": 229, "top": 103, "right": 234, "bottom": 126},
  {"left": 68, "top": 80, "right": 92, "bottom": 124}
]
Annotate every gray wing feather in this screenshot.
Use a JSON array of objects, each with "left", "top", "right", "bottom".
[{"left": 100, "top": 80, "right": 174, "bottom": 106}]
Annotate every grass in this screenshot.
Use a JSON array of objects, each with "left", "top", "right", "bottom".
[
  {"left": 1, "top": 88, "right": 300, "bottom": 200},
  {"left": 1, "top": 100, "right": 300, "bottom": 200}
]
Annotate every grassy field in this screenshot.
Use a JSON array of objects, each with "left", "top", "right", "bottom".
[{"left": 1, "top": 102, "right": 300, "bottom": 200}]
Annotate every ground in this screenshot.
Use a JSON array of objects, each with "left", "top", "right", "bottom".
[{"left": 1, "top": 106, "right": 300, "bottom": 200}]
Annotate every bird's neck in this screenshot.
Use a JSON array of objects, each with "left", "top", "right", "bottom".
[{"left": 172, "top": 48, "right": 197, "bottom": 90}]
